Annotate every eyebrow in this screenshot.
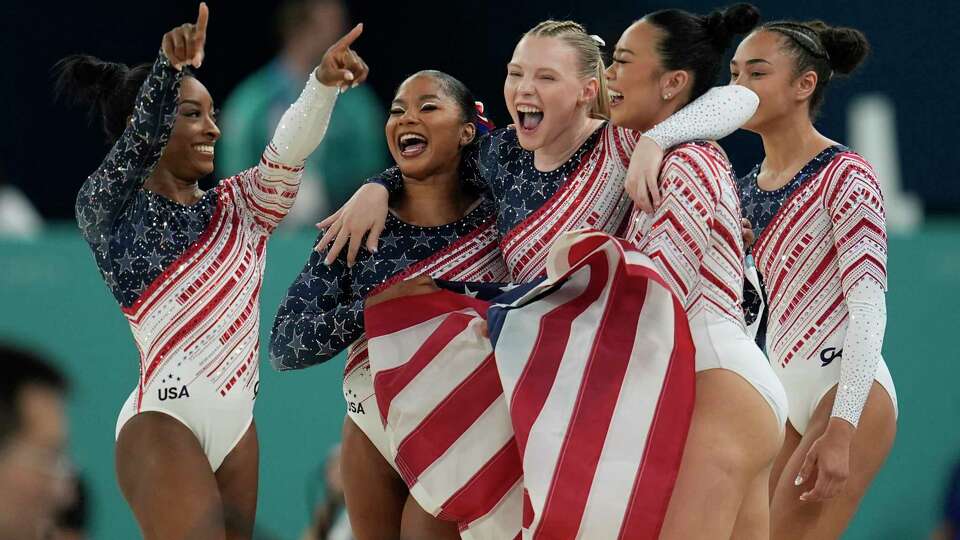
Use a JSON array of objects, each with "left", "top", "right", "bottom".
[
  {"left": 730, "top": 59, "right": 772, "bottom": 66},
  {"left": 180, "top": 99, "right": 210, "bottom": 107},
  {"left": 391, "top": 94, "right": 442, "bottom": 105},
  {"left": 613, "top": 47, "right": 634, "bottom": 56}
]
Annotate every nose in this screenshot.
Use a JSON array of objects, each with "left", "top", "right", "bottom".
[
  {"left": 604, "top": 63, "right": 616, "bottom": 81},
  {"left": 205, "top": 113, "right": 221, "bottom": 141},
  {"left": 398, "top": 108, "right": 420, "bottom": 125},
  {"left": 517, "top": 75, "right": 536, "bottom": 96}
]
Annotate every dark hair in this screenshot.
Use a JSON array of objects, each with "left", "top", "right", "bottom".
[
  {"left": 645, "top": 3, "right": 761, "bottom": 103},
  {"left": 762, "top": 20, "right": 869, "bottom": 118},
  {"left": 406, "top": 70, "right": 477, "bottom": 125},
  {"left": 0, "top": 344, "right": 67, "bottom": 450},
  {"left": 54, "top": 55, "right": 156, "bottom": 144}
]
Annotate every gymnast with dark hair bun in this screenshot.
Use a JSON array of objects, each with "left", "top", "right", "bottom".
[
  {"left": 55, "top": 3, "right": 368, "bottom": 537},
  {"left": 731, "top": 18, "right": 898, "bottom": 539}
]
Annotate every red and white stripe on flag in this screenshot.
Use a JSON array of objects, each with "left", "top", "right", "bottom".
[{"left": 364, "top": 230, "right": 695, "bottom": 540}]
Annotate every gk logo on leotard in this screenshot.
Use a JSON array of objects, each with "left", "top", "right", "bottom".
[
  {"left": 820, "top": 347, "right": 843, "bottom": 367},
  {"left": 158, "top": 385, "right": 190, "bottom": 401}
]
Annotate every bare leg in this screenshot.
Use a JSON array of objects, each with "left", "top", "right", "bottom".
[
  {"left": 730, "top": 464, "right": 773, "bottom": 540},
  {"left": 215, "top": 422, "right": 259, "bottom": 540},
  {"left": 769, "top": 422, "right": 803, "bottom": 502},
  {"left": 116, "top": 412, "right": 225, "bottom": 540},
  {"left": 340, "top": 417, "right": 407, "bottom": 540},
  {"left": 659, "top": 369, "right": 783, "bottom": 540},
  {"left": 770, "top": 383, "right": 896, "bottom": 540}
]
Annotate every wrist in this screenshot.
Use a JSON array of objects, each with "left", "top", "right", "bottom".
[{"left": 824, "top": 417, "right": 856, "bottom": 441}]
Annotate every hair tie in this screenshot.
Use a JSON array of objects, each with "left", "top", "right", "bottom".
[
  {"left": 589, "top": 34, "right": 605, "bottom": 47},
  {"left": 474, "top": 101, "right": 495, "bottom": 135}
]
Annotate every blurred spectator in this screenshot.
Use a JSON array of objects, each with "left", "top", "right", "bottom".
[
  {"left": 218, "top": 0, "right": 387, "bottom": 227},
  {"left": 50, "top": 475, "right": 88, "bottom": 540},
  {"left": 0, "top": 344, "right": 70, "bottom": 539},
  {"left": 301, "top": 443, "right": 353, "bottom": 540},
  {"left": 933, "top": 456, "right": 960, "bottom": 540},
  {"left": 0, "top": 166, "right": 43, "bottom": 238}
]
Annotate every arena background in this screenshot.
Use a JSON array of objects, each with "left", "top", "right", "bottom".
[{"left": 3, "top": 0, "right": 958, "bottom": 537}]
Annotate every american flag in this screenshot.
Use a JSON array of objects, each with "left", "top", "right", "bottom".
[{"left": 364, "top": 230, "right": 696, "bottom": 539}]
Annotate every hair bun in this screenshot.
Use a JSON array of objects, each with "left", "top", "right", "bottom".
[
  {"left": 807, "top": 21, "right": 870, "bottom": 74},
  {"left": 53, "top": 55, "right": 129, "bottom": 108},
  {"left": 705, "top": 3, "right": 760, "bottom": 50}
]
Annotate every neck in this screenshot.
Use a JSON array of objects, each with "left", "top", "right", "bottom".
[
  {"left": 757, "top": 110, "right": 831, "bottom": 173},
  {"left": 534, "top": 115, "right": 604, "bottom": 171},
  {"left": 144, "top": 167, "right": 203, "bottom": 205},
  {"left": 392, "top": 166, "right": 472, "bottom": 227}
]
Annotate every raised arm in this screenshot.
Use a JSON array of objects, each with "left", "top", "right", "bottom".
[
  {"left": 239, "top": 24, "right": 368, "bottom": 232},
  {"left": 75, "top": 51, "right": 181, "bottom": 244},
  {"left": 625, "top": 85, "right": 759, "bottom": 213}
]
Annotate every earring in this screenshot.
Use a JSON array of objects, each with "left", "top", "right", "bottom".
[{"left": 663, "top": 93, "right": 672, "bottom": 100}]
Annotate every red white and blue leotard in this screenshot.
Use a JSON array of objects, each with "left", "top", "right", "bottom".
[{"left": 76, "top": 51, "right": 338, "bottom": 470}]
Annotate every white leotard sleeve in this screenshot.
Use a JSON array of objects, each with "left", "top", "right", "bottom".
[
  {"left": 832, "top": 277, "right": 886, "bottom": 426},
  {"left": 246, "top": 73, "right": 339, "bottom": 230},
  {"left": 643, "top": 86, "right": 759, "bottom": 149},
  {"left": 263, "top": 73, "right": 339, "bottom": 171}
]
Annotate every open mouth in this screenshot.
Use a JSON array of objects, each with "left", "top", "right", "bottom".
[
  {"left": 517, "top": 104, "right": 544, "bottom": 132},
  {"left": 193, "top": 143, "right": 215, "bottom": 157},
  {"left": 608, "top": 89, "right": 624, "bottom": 107},
  {"left": 398, "top": 133, "right": 428, "bottom": 158}
]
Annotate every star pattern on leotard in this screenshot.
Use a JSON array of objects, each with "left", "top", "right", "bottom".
[
  {"left": 268, "top": 198, "right": 497, "bottom": 371},
  {"left": 75, "top": 52, "right": 232, "bottom": 309}
]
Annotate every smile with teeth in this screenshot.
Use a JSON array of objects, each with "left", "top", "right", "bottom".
[
  {"left": 608, "top": 89, "right": 624, "bottom": 107},
  {"left": 398, "top": 133, "right": 428, "bottom": 157},
  {"left": 193, "top": 143, "right": 215, "bottom": 156},
  {"left": 516, "top": 104, "right": 544, "bottom": 131}
]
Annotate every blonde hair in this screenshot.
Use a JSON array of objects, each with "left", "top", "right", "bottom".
[{"left": 525, "top": 20, "right": 609, "bottom": 120}]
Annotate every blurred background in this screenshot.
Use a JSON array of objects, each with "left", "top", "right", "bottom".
[{"left": 1, "top": 0, "right": 958, "bottom": 537}]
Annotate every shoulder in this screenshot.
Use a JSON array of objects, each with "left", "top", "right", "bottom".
[
  {"left": 662, "top": 141, "right": 731, "bottom": 197},
  {"left": 821, "top": 149, "right": 882, "bottom": 205}
]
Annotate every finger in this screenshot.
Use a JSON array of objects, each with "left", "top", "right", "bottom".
[
  {"left": 795, "top": 451, "right": 817, "bottom": 490},
  {"left": 353, "top": 54, "right": 370, "bottom": 86},
  {"left": 346, "top": 230, "right": 364, "bottom": 267},
  {"left": 365, "top": 218, "right": 384, "bottom": 254},
  {"left": 185, "top": 28, "right": 197, "bottom": 66},
  {"left": 318, "top": 209, "right": 343, "bottom": 229},
  {"left": 173, "top": 29, "right": 189, "bottom": 66},
  {"left": 802, "top": 474, "right": 834, "bottom": 502},
  {"left": 345, "top": 49, "right": 366, "bottom": 86},
  {"left": 332, "top": 23, "right": 364, "bottom": 50},
  {"left": 636, "top": 181, "right": 653, "bottom": 214},
  {"left": 478, "top": 320, "right": 489, "bottom": 338},
  {"left": 647, "top": 166, "right": 662, "bottom": 209},
  {"left": 162, "top": 34, "right": 178, "bottom": 67},
  {"left": 315, "top": 221, "right": 342, "bottom": 254},
  {"left": 195, "top": 2, "right": 209, "bottom": 38},
  {"left": 325, "top": 227, "right": 351, "bottom": 265}
]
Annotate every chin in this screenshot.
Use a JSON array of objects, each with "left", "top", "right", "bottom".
[{"left": 514, "top": 129, "right": 545, "bottom": 151}]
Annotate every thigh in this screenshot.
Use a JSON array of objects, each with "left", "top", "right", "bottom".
[
  {"left": 731, "top": 465, "right": 772, "bottom": 540},
  {"left": 660, "top": 369, "right": 783, "bottom": 540},
  {"left": 215, "top": 421, "right": 259, "bottom": 540},
  {"left": 340, "top": 417, "right": 408, "bottom": 540},
  {"left": 769, "top": 422, "right": 803, "bottom": 501},
  {"left": 116, "top": 411, "right": 225, "bottom": 540},
  {"left": 770, "top": 382, "right": 897, "bottom": 540},
  {"left": 400, "top": 495, "right": 461, "bottom": 540}
]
